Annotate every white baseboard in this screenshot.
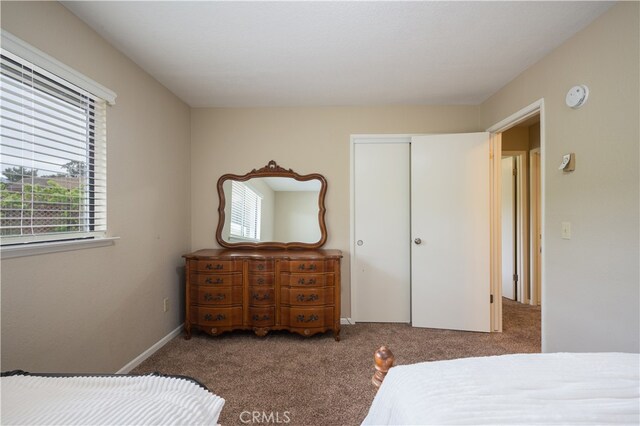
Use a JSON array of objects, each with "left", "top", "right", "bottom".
[
  {"left": 116, "top": 324, "right": 183, "bottom": 374},
  {"left": 340, "top": 317, "right": 354, "bottom": 325}
]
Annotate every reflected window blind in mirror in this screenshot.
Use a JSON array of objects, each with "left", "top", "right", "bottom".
[{"left": 230, "top": 180, "right": 262, "bottom": 241}]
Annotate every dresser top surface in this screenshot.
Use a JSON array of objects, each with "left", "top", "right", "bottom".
[{"left": 184, "top": 248, "right": 342, "bottom": 260}]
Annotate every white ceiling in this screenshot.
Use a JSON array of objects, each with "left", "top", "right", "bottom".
[{"left": 62, "top": 1, "right": 613, "bottom": 108}]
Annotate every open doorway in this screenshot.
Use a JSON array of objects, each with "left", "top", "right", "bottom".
[
  {"left": 488, "top": 99, "right": 545, "bottom": 350},
  {"left": 501, "top": 116, "right": 541, "bottom": 305},
  {"left": 497, "top": 114, "right": 542, "bottom": 347}
]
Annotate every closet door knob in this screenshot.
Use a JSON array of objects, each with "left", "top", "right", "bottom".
[
  {"left": 414, "top": 238, "right": 422, "bottom": 245},
  {"left": 357, "top": 240, "right": 364, "bottom": 246}
]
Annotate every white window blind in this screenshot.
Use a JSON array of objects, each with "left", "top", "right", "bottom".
[
  {"left": 0, "top": 49, "right": 107, "bottom": 245},
  {"left": 230, "top": 181, "right": 262, "bottom": 241}
]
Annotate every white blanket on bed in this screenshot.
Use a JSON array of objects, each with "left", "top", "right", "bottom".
[
  {"left": 363, "top": 352, "right": 639, "bottom": 425},
  {"left": 1, "top": 374, "right": 225, "bottom": 425}
]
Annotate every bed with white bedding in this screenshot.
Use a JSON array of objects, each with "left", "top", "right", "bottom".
[
  {"left": 1, "top": 371, "right": 225, "bottom": 425},
  {"left": 364, "top": 351, "right": 639, "bottom": 425}
]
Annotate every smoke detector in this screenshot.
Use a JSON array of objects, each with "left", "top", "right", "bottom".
[{"left": 566, "top": 85, "right": 589, "bottom": 109}]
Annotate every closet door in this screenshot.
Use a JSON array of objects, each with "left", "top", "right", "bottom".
[
  {"left": 411, "top": 133, "right": 491, "bottom": 332},
  {"left": 353, "top": 142, "right": 410, "bottom": 322}
]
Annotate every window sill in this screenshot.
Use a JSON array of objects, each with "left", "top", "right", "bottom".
[{"left": 1, "top": 237, "right": 119, "bottom": 260}]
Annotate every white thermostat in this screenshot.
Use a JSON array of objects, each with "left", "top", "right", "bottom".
[{"left": 566, "top": 85, "right": 589, "bottom": 109}]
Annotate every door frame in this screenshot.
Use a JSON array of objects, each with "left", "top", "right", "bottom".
[
  {"left": 502, "top": 150, "right": 529, "bottom": 305},
  {"left": 487, "top": 98, "right": 545, "bottom": 333},
  {"left": 529, "top": 147, "right": 542, "bottom": 306},
  {"left": 350, "top": 134, "right": 413, "bottom": 324}
]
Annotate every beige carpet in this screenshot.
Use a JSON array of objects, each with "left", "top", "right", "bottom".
[{"left": 132, "top": 299, "right": 540, "bottom": 425}]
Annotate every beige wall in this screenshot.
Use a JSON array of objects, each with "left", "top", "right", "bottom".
[
  {"left": 0, "top": 2, "right": 191, "bottom": 372},
  {"left": 480, "top": 2, "right": 639, "bottom": 352},
  {"left": 191, "top": 106, "right": 480, "bottom": 316}
]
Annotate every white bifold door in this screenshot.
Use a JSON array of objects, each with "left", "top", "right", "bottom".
[
  {"left": 353, "top": 133, "right": 491, "bottom": 332},
  {"left": 353, "top": 142, "right": 411, "bottom": 322},
  {"left": 410, "top": 133, "right": 490, "bottom": 332}
]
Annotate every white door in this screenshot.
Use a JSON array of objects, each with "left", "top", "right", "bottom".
[
  {"left": 411, "top": 133, "right": 491, "bottom": 332},
  {"left": 501, "top": 156, "right": 516, "bottom": 300},
  {"left": 353, "top": 142, "right": 411, "bottom": 322}
]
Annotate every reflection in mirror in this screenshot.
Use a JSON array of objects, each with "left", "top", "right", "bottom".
[{"left": 221, "top": 177, "right": 322, "bottom": 244}]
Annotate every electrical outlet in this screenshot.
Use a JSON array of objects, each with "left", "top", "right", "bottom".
[{"left": 163, "top": 298, "right": 169, "bottom": 312}]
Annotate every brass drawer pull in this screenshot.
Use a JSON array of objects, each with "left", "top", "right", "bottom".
[
  {"left": 252, "top": 292, "right": 270, "bottom": 301},
  {"left": 257, "top": 264, "right": 265, "bottom": 271},
  {"left": 204, "top": 313, "right": 226, "bottom": 322},
  {"left": 297, "top": 278, "right": 316, "bottom": 285},
  {"left": 252, "top": 314, "right": 271, "bottom": 321},
  {"left": 296, "top": 294, "right": 319, "bottom": 302},
  {"left": 257, "top": 277, "right": 265, "bottom": 285},
  {"left": 296, "top": 314, "right": 319, "bottom": 323},
  {"left": 206, "top": 263, "right": 224, "bottom": 270},
  {"left": 205, "top": 277, "right": 224, "bottom": 285},
  {"left": 204, "top": 293, "right": 225, "bottom": 302},
  {"left": 298, "top": 264, "right": 317, "bottom": 271}
]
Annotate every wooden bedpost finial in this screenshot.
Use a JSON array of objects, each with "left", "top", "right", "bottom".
[{"left": 372, "top": 346, "right": 395, "bottom": 390}]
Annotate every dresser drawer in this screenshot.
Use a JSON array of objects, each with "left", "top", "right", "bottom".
[
  {"left": 280, "top": 259, "right": 338, "bottom": 273},
  {"left": 190, "top": 273, "right": 242, "bottom": 286},
  {"left": 190, "top": 306, "right": 242, "bottom": 327},
  {"left": 191, "top": 286, "right": 242, "bottom": 306},
  {"left": 281, "top": 287, "right": 334, "bottom": 306},
  {"left": 249, "top": 307, "right": 275, "bottom": 327},
  {"left": 193, "top": 260, "right": 236, "bottom": 273},
  {"left": 280, "top": 306, "right": 334, "bottom": 328},
  {"left": 249, "top": 288, "right": 275, "bottom": 306},
  {"left": 249, "top": 259, "right": 274, "bottom": 272},
  {"left": 289, "top": 260, "right": 325, "bottom": 273},
  {"left": 283, "top": 273, "right": 333, "bottom": 287},
  {"left": 248, "top": 273, "right": 274, "bottom": 287}
]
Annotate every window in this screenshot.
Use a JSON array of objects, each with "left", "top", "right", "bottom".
[
  {"left": 230, "top": 181, "right": 262, "bottom": 241},
  {"left": 0, "top": 49, "right": 107, "bottom": 245}
]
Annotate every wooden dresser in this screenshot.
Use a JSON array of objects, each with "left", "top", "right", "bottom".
[{"left": 184, "top": 249, "right": 342, "bottom": 340}]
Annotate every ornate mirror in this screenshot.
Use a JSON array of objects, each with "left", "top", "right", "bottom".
[{"left": 216, "top": 161, "right": 327, "bottom": 249}]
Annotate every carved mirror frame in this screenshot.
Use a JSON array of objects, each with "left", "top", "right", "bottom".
[{"left": 216, "top": 160, "right": 328, "bottom": 249}]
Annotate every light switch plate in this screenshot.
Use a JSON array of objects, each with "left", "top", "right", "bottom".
[{"left": 561, "top": 222, "right": 571, "bottom": 239}]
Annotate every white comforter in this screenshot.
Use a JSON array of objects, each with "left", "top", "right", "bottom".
[
  {"left": 363, "top": 352, "right": 639, "bottom": 425},
  {"left": 1, "top": 374, "right": 225, "bottom": 425}
]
